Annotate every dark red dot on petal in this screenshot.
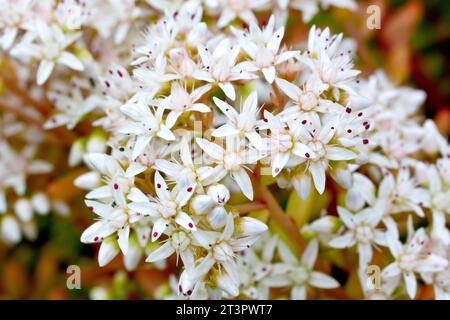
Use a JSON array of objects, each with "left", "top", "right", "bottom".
[
  {"left": 88, "top": 206, "right": 93, "bottom": 211},
  {"left": 363, "top": 139, "right": 369, "bottom": 145},
  {"left": 345, "top": 107, "right": 352, "bottom": 113},
  {"left": 153, "top": 232, "right": 158, "bottom": 237},
  {"left": 357, "top": 112, "right": 363, "bottom": 117},
  {"left": 305, "top": 153, "right": 310, "bottom": 158},
  {"left": 94, "top": 236, "right": 99, "bottom": 241},
  {"left": 187, "top": 187, "right": 193, "bottom": 192},
  {"left": 347, "top": 129, "right": 352, "bottom": 133},
  {"left": 188, "top": 223, "right": 193, "bottom": 228},
  {"left": 263, "top": 118, "right": 268, "bottom": 122},
  {"left": 104, "top": 81, "right": 111, "bottom": 88},
  {"left": 301, "top": 120, "right": 307, "bottom": 125},
  {"left": 113, "top": 184, "right": 119, "bottom": 190},
  {"left": 157, "top": 183, "right": 161, "bottom": 188},
  {"left": 187, "top": 290, "right": 192, "bottom": 296},
  {"left": 179, "top": 285, "right": 182, "bottom": 292},
  {"left": 117, "top": 70, "right": 123, "bottom": 77}
]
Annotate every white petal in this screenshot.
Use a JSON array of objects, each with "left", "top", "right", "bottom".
[
  {"left": 212, "top": 124, "right": 239, "bottom": 137},
  {"left": 262, "top": 67, "right": 276, "bottom": 84},
  {"left": 277, "top": 241, "right": 298, "bottom": 264},
  {"left": 291, "top": 285, "right": 307, "bottom": 300},
  {"left": 154, "top": 171, "right": 170, "bottom": 201},
  {"left": 98, "top": 239, "right": 119, "bottom": 267},
  {"left": 58, "top": 52, "right": 84, "bottom": 71},
  {"left": 326, "top": 147, "right": 357, "bottom": 161},
  {"left": 275, "top": 77, "right": 301, "bottom": 100},
  {"left": 36, "top": 60, "right": 55, "bottom": 85},
  {"left": 301, "top": 239, "right": 318, "bottom": 268},
  {"left": 146, "top": 242, "right": 175, "bottom": 262},
  {"left": 403, "top": 272, "right": 417, "bottom": 299},
  {"left": 328, "top": 232, "right": 355, "bottom": 248},
  {"left": 309, "top": 161, "right": 326, "bottom": 194},
  {"left": 116, "top": 226, "right": 128, "bottom": 254},
  {"left": 196, "top": 138, "right": 224, "bottom": 160},
  {"left": 336, "top": 206, "right": 355, "bottom": 228},
  {"left": 310, "top": 272, "right": 340, "bottom": 289},
  {"left": 175, "top": 211, "right": 196, "bottom": 231},
  {"left": 232, "top": 168, "right": 253, "bottom": 200},
  {"left": 151, "top": 218, "right": 169, "bottom": 241},
  {"left": 218, "top": 82, "right": 236, "bottom": 100}
]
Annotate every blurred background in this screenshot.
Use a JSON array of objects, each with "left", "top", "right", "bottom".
[{"left": 0, "top": 0, "right": 449, "bottom": 300}]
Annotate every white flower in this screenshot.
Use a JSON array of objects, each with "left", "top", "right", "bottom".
[
  {"left": 328, "top": 205, "right": 387, "bottom": 266},
  {"left": 44, "top": 86, "right": 100, "bottom": 130},
  {"left": 196, "top": 137, "right": 261, "bottom": 200},
  {"left": 127, "top": 172, "right": 197, "bottom": 241},
  {"left": 211, "top": 0, "right": 271, "bottom": 29},
  {"left": 212, "top": 91, "right": 263, "bottom": 149},
  {"left": 83, "top": 153, "right": 144, "bottom": 201},
  {"left": 233, "top": 15, "right": 299, "bottom": 83},
  {"left": 258, "top": 110, "right": 316, "bottom": 178},
  {"left": 185, "top": 213, "right": 266, "bottom": 296},
  {"left": 160, "top": 82, "right": 211, "bottom": 127},
  {"left": 275, "top": 75, "right": 341, "bottom": 122},
  {"left": 264, "top": 239, "right": 339, "bottom": 299},
  {"left": 382, "top": 226, "right": 448, "bottom": 299},
  {"left": 12, "top": 19, "right": 83, "bottom": 85},
  {"left": 297, "top": 26, "right": 360, "bottom": 94},
  {"left": 119, "top": 99, "right": 176, "bottom": 160},
  {"left": 193, "top": 38, "right": 258, "bottom": 100}
]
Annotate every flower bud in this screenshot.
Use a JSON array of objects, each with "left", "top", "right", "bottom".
[
  {"left": 31, "top": 193, "right": 50, "bottom": 215},
  {"left": 74, "top": 171, "right": 101, "bottom": 190},
  {"left": 69, "top": 139, "right": 85, "bottom": 167},
  {"left": 191, "top": 195, "right": 214, "bottom": 215},
  {"left": 14, "top": 198, "right": 33, "bottom": 222},
  {"left": 1, "top": 216, "right": 21, "bottom": 244},
  {"left": 207, "top": 184, "right": 230, "bottom": 206},
  {"left": 216, "top": 272, "right": 239, "bottom": 297},
  {"left": 308, "top": 216, "right": 341, "bottom": 234},
  {"left": 236, "top": 217, "right": 268, "bottom": 236}
]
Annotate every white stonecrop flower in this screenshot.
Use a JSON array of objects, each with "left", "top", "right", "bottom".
[
  {"left": 212, "top": 91, "right": 263, "bottom": 149},
  {"left": 12, "top": 19, "right": 84, "bottom": 85},
  {"left": 127, "top": 172, "right": 197, "bottom": 241},
  {"left": 264, "top": 239, "right": 339, "bottom": 299},
  {"left": 382, "top": 227, "right": 448, "bottom": 299},
  {"left": 196, "top": 137, "right": 261, "bottom": 200},
  {"left": 119, "top": 100, "right": 176, "bottom": 160},
  {"left": 233, "top": 15, "right": 299, "bottom": 83},
  {"left": 193, "top": 38, "right": 258, "bottom": 100},
  {"left": 160, "top": 83, "right": 211, "bottom": 127},
  {"left": 328, "top": 205, "right": 387, "bottom": 266}
]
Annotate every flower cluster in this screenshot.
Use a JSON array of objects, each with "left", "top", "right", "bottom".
[{"left": 1, "top": 0, "right": 448, "bottom": 300}]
